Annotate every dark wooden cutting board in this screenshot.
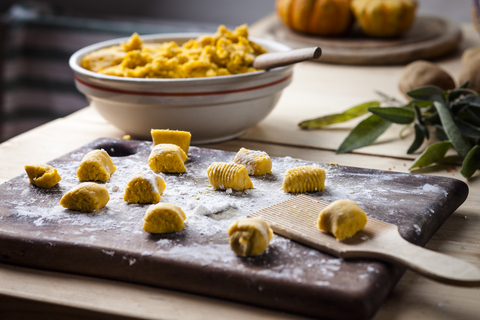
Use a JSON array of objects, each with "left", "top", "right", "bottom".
[{"left": 0, "top": 138, "right": 468, "bottom": 320}]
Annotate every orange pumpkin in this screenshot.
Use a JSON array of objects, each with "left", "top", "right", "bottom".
[
  {"left": 276, "top": 0, "right": 353, "bottom": 36},
  {"left": 350, "top": 0, "right": 418, "bottom": 37}
]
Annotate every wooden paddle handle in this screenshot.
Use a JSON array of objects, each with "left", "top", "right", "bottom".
[
  {"left": 253, "top": 47, "right": 322, "bottom": 70},
  {"left": 360, "top": 234, "right": 480, "bottom": 287}
]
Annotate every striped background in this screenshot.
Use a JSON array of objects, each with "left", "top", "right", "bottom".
[{"left": 0, "top": 4, "right": 219, "bottom": 142}]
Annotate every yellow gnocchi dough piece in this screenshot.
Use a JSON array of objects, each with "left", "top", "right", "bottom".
[
  {"left": 143, "top": 203, "right": 187, "bottom": 233},
  {"left": 317, "top": 199, "right": 368, "bottom": 241},
  {"left": 281, "top": 165, "right": 325, "bottom": 193},
  {"left": 228, "top": 218, "right": 273, "bottom": 257},
  {"left": 59, "top": 182, "right": 110, "bottom": 213},
  {"left": 77, "top": 149, "right": 117, "bottom": 182},
  {"left": 148, "top": 144, "right": 188, "bottom": 173},
  {"left": 151, "top": 129, "right": 192, "bottom": 153},
  {"left": 233, "top": 148, "right": 272, "bottom": 176},
  {"left": 206, "top": 162, "right": 253, "bottom": 191},
  {"left": 24, "top": 163, "right": 61, "bottom": 188},
  {"left": 124, "top": 171, "right": 166, "bottom": 204}
]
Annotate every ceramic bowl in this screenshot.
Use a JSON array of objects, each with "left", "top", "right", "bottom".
[{"left": 69, "top": 33, "right": 293, "bottom": 144}]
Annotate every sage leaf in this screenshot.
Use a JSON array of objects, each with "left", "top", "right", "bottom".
[
  {"left": 467, "top": 103, "right": 480, "bottom": 117},
  {"left": 460, "top": 94, "right": 480, "bottom": 107},
  {"left": 457, "top": 109, "right": 480, "bottom": 127},
  {"left": 368, "top": 107, "right": 415, "bottom": 124},
  {"left": 468, "top": 106, "right": 480, "bottom": 121},
  {"left": 299, "top": 101, "right": 380, "bottom": 129},
  {"left": 433, "top": 101, "right": 471, "bottom": 158},
  {"left": 337, "top": 115, "right": 392, "bottom": 154},
  {"left": 459, "top": 81, "right": 470, "bottom": 89},
  {"left": 433, "top": 125, "right": 449, "bottom": 141},
  {"left": 413, "top": 103, "right": 429, "bottom": 139},
  {"left": 407, "top": 124, "right": 425, "bottom": 154},
  {"left": 404, "top": 100, "right": 433, "bottom": 109},
  {"left": 456, "top": 118, "right": 480, "bottom": 138},
  {"left": 447, "top": 82, "right": 470, "bottom": 101},
  {"left": 461, "top": 145, "right": 480, "bottom": 178},
  {"left": 424, "top": 112, "right": 440, "bottom": 125},
  {"left": 451, "top": 101, "right": 471, "bottom": 114},
  {"left": 407, "top": 85, "right": 445, "bottom": 103},
  {"left": 409, "top": 141, "right": 452, "bottom": 169}
]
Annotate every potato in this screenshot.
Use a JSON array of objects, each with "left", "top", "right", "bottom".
[
  {"left": 459, "top": 58, "right": 480, "bottom": 94},
  {"left": 398, "top": 60, "right": 455, "bottom": 98},
  {"left": 461, "top": 47, "right": 480, "bottom": 67}
]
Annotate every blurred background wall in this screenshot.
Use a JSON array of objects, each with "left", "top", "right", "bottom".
[{"left": 0, "top": 0, "right": 473, "bottom": 25}]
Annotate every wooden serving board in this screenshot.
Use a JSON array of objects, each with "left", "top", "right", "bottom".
[
  {"left": 252, "top": 14, "right": 462, "bottom": 65},
  {"left": 0, "top": 138, "right": 468, "bottom": 320}
]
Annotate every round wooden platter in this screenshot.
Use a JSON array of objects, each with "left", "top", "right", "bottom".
[{"left": 252, "top": 13, "right": 463, "bottom": 65}]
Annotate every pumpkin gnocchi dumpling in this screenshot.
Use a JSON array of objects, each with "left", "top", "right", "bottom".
[
  {"left": 77, "top": 149, "right": 116, "bottom": 182},
  {"left": 24, "top": 163, "right": 61, "bottom": 188},
  {"left": 206, "top": 162, "right": 253, "bottom": 191},
  {"left": 281, "top": 165, "right": 325, "bottom": 193},
  {"left": 124, "top": 171, "right": 166, "bottom": 204},
  {"left": 143, "top": 203, "right": 187, "bottom": 233},
  {"left": 151, "top": 129, "right": 191, "bottom": 153},
  {"left": 233, "top": 148, "right": 272, "bottom": 176},
  {"left": 148, "top": 144, "right": 188, "bottom": 173},
  {"left": 317, "top": 199, "right": 367, "bottom": 241},
  {"left": 228, "top": 218, "right": 274, "bottom": 257},
  {"left": 59, "top": 182, "right": 109, "bottom": 213}
]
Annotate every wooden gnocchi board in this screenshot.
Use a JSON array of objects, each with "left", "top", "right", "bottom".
[{"left": 0, "top": 138, "right": 468, "bottom": 320}]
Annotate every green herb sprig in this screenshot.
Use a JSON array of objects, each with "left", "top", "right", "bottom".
[{"left": 298, "top": 82, "right": 480, "bottom": 178}]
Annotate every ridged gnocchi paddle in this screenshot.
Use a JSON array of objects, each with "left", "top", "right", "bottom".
[
  {"left": 248, "top": 195, "right": 480, "bottom": 287},
  {"left": 253, "top": 47, "right": 322, "bottom": 70}
]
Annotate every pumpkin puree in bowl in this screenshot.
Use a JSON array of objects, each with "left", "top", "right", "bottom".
[{"left": 81, "top": 24, "right": 266, "bottom": 78}]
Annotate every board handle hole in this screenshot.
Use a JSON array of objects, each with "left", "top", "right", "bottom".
[{"left": 91, "top": 139, "right": 141, "bottom": 157}]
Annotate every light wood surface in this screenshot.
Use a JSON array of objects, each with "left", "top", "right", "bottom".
[{"left": 0, "top": 22, "right": 480, "bottom": 320}]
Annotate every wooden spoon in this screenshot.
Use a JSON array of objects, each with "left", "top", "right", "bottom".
[
  {"left": 248, "top": 194, "right": 480, "bottom": 287},
  {"left": 253, "top": 47, "right": 322, "bottom": 70}
]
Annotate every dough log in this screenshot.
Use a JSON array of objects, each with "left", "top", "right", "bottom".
[
  {"left": 228, "top": 218, "right": 273, "bottom": 257},
  {"left": 148, "top": 144, "right": 188, "bottom": 173},
  {"left": 124, "top": 171, "right": 166, "bottom": 204},
  {"left": 59, "top": 182, "right": 110, "bottom": 213},
  {"left": 233, "top": 148, "right": 272, "bottom": 176},
  {"left": 143, "top": 203, "right": 187, "bottom": 233},
  {"left": 151, "top": 129, "right": 191, "bottom": 154},
  {"left": 282, "top": 165, "right": 325, "bottom": 193},
  {"left": 77, "top": 149, "right": 116, "bottom": 182},
  {"left": 206, "top": 162, "right": 253, "bottom": 191}
]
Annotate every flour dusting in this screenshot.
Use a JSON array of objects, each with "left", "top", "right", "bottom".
[{"left": 0, "top": 142, "right": 454, "bottom": 290}]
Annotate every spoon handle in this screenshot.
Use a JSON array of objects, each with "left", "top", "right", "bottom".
[{"left": 253, "top": 47, "right": 322, "bottom": 70}]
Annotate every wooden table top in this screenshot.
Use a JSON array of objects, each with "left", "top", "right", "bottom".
[{"left": 0, "top": 20, "right": 479, "bottom": 320}]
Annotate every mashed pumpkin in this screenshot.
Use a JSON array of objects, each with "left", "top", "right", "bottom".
[{"left": 81, "top": 24, "right": 266, "bottom": 78}]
